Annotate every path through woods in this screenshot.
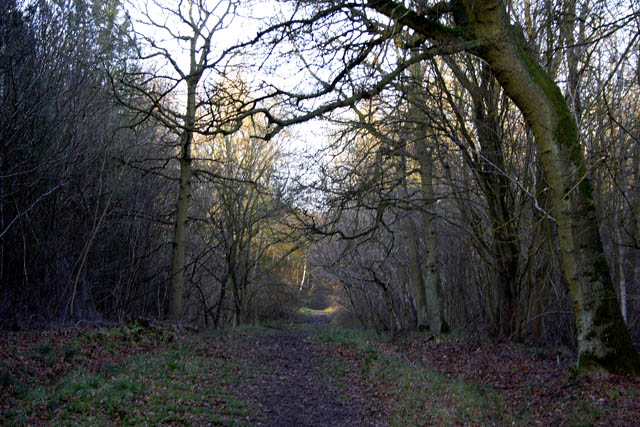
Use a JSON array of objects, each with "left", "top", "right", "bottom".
[
  {"left": 229, "top": 327, "right": 387, "bottom": 426},
  {"left": 3, "top": 317, "right": 640, "bottom": 425}
]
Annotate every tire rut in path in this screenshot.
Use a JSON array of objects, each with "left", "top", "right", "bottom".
[{"left": 234, "top": 329, "right": 385, "bottom": 427}]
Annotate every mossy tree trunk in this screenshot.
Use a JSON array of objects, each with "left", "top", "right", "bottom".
[
  {"left": 368, "top": 0, "right": 640, "bottom": 373},
  {"left": 461, "top": 0, "right": 640, "bottom": 373}
]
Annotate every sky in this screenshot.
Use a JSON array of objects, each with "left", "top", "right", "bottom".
[{"left": 124, "top": 0, "right": 331, "bottom": 182}]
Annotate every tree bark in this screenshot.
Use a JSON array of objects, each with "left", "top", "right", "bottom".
[
  {"left": 416, "top": 141, "right": 445, "bottom": 334},
  {"left": 407, "top": 61, "right": 447, "bottom": 334},
  {"left": 405, "top": 217, "right": 430, "bottom": 331},
  {"left": 397, "top": 135, "right": 430, "bottom": 331},
  {"left": 168, "top": 77, "right": 196, "bottom": 320},
  {"left": 214, "top": 274, "right": 229, "bottom": 328},
  {"left": 462, "top": 0, "right": 640, "bottom": 373},
  {"left": 367, "top": 0, "right": 640, "bottom": 373},
  {"left": 472, "top": 65, "right": 521, "bottom": 339}
]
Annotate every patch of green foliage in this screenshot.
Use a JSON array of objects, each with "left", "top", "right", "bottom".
[
  {"left": 202, "top": 324, "right": 277, "bottom": 341},
  {"left": 3, "top": 334, "right": 259, "bottom": 425},
  {"left": 61, "top": 342, "right": 79, "bottom": 362},
  {"left": 299, "top": 306, "right": 335, "bottom": 314},
  {"left": 315, "top": 326, "right": 383, "bottom": 349},
  {"left": 79, "top": 324, "right": 176, "bottom": 347},
  {"left": 315, "top": 327, "right": 512, "bottom": 425},
  {"left": 0, "top": 360, "right": 21, "bottom": 391},
  {"left": 30, "top": 341, "right": 59, "bottom": 368}
]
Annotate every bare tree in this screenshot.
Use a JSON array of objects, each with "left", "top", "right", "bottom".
[
  {"left": 115, "top": 0, "right": 241, "bottom": 319},
  {"left": 221, "top": 0, "right": 639, "bottom": 372}
]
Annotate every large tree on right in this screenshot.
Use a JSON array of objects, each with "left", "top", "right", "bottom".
[{"left": 366, "top": 0, "right": 640, "bottom": 373}]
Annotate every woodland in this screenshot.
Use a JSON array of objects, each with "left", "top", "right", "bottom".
[{"left": 2, "top": 0, "right": 640, "bottom": 421}]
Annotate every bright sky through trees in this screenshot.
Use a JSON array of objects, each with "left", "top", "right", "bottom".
[{"left": 124, "top": 0, "right": 329, "bottom": 161}]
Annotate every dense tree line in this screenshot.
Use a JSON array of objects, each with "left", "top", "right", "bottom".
[
  {"left": 252, "top": 0, "right": 640, "bottom": 373},
  {"left": 0, "top": 0, "right": 172, "bottom": 325},
  {"left": 0, "top": 0, "right": 302, "bottom": 329}
]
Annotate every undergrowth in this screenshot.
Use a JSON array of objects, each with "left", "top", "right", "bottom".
[
  {"left": 1, "top": 329, "right": 259, "bottom": 425},
  {"left": 316, "top": 326, "right": 383, "bottom": 348},
  {"left": 315, "top": 326, "right": 512, "bottom": 425}
]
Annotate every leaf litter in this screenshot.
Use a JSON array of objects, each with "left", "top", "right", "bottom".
[{"left": 2, "top": 323, "right": 640, "bottom": 425}]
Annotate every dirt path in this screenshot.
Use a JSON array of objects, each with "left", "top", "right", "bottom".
[
  {"left": 229, "top": 327, "right": 386, "bottom": 426},
  {"left": 5, "top": 323, "right": 640, "bottom": 425}
]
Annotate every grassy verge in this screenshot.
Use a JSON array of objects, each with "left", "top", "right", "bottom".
[
  {"left": 315, "top": 327, "right": 512, "bottom": 425},
  {"left": 298, "top": 307, "right": 336, "bottom": 315},
  {"left": 1, "top": 327, "right": 260, "bottom": 425}
]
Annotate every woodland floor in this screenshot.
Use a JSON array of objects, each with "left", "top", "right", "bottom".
[{"left": 1, "top": 312, "right": 640, "bottom": 425}]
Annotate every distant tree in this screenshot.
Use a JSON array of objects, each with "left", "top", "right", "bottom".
[{"left": 200, "top": 116, "right": 292, "bottom": 326}]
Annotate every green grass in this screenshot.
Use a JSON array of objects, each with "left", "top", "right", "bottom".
[
  {"left": 299, "top": 306, "right": 336, "bottom": 314},
  {"left": 315, "top": 325, "right": 382, "bottom": 347},
  {"left": 0, "top": 361, "right": 21, "bottom": 389},
  {"left": 3, "top": 335, "right": 260, "bottom": 425},
  {"left": 314, "top": 326, "right": 512, "bottom": 425},
  {"left": 30, "top": 341, "right": 59, "bottom": 368}
]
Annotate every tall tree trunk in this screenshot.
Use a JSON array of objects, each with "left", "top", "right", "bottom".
[
  {"left": 472, "top": 65, "right": 521, "bottom": 339},
  {"left": 168, "top": 78, "right": 196, "bottom": 319},
  {"left": 405, "top": 217, "right": 430, "bottom": 330},
  {"left": 298, "top": 255, "right": 307, "bottom": 293},
  {"left": 440, "top": 54, "right": 521, "bottom": 338},
  {"left": 463, "top": 0, "right": 640, "bottom": 373},
  {"left": 407, "top": 61, "right": 447, "bottom": 334},
  {"left": 415, "top": 134, "right": 446, "bottom": 334},
  {"left": 213, "top": 274, "right": 229, "bottom": 328},
  {"left": 529, "top": 162, "right": 552, "bottom": 345},
  {"left": 398, "top": 138, "right": 430, "bottom": 331},
  {"left": 615, "top": 232, "right": 627, "bottom": 324},
  {"left": 167, "top": 13, "right": 207, "bottom": 319}
]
